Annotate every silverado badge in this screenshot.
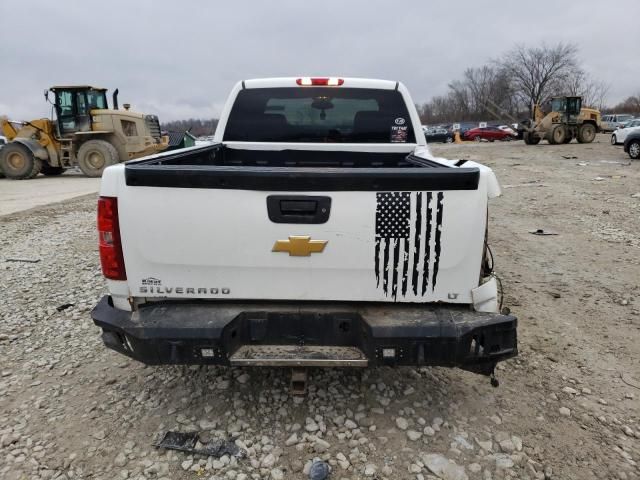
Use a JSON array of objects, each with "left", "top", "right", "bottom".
[{"left": 272, "top": 236, "right": 328, "bottom": 257}]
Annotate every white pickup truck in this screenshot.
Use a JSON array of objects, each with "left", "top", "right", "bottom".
[{"left": 91, "top": 77, "right": 517, "bottom": 382}]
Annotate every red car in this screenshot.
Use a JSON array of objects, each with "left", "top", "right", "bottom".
[{"left": 463, "top": 126, "right": 513, "bottom": 142}]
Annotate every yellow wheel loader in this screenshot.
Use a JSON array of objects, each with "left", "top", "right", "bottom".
[
  {"left": 521, "top": 96, "right": 601, "bottom": 145},
  {"left": 0, "top": 86, "right": 169, "bottom": 179}
]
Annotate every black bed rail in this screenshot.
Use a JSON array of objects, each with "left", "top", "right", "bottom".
[{"left": 124, "top": 144, "right": 479, "bottom": 191}]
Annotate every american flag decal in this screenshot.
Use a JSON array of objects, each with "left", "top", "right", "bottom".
[{"left": 375, "top": 191, "right": 444, "bottom": 300}]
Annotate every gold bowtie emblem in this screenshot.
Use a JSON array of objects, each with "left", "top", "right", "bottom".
[{"left": 272, "top": 236, "right": 328, "bottom": 256}]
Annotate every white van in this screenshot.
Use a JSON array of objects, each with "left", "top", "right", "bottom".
[{"left": 601, "top": 114, "right": 634, "bottom": 132}]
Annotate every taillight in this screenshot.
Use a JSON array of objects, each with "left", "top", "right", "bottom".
[
  {"left": 296, "top": 77, "right": 344, "bottom": 86},
  {"left": 97, "top": 196, "right": 126, "bottom": 280}
]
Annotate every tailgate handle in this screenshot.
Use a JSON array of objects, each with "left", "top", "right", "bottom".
[
  {"left": 267, "top": 195, "right": 331, "bottom": 224},
  {"left": 280, "top": 200, "right": 317, "bottom": 215}
]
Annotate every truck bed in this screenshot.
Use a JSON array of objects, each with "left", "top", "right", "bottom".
[{"left": 124, "top": 144, "right": 480, "bottom": 191}]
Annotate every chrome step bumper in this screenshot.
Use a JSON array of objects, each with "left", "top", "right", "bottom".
[{"left": 229, "top": 345, "right": 368, "bottom": 367}]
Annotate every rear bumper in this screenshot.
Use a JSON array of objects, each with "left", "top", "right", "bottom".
[{"left": 91, "top": 296, "right": 517, "bottom": 375}]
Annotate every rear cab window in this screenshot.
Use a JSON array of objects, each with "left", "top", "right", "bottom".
[{"left": 224, "top": 87, "right": 415, "bottom": 143}]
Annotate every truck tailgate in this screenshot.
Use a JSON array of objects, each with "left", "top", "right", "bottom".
[{"left": 114, "top": 149, "right": 489, "bottom": 304}]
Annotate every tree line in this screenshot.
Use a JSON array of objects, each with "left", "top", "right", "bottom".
[
  {"left": 161, "top": 118, "right": 218, "bottom": 137},
  {"left": 417, "top": 42, "right": 613, "bottom": 125},
  {"left": 610, "top": 94, "right": 640, "bottom": 115}
]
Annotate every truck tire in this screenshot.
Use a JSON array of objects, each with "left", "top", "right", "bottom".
[
  {"left": 77, "top": 140, "right": 119, "bottom": 177},
  {"left": 41, "top": 163, "right": 65, "bottom": 176},
  {"left": 563, "top": 132, "right": 574, "bottom": 144},
  {"left": 577, "top": 123, "right": 597, "bottom": 143},
  {"left": 523, "top": 132, "right": 541, "bottom": 145},
  {"left": 0, "top": 143, "right": 43, "bottom": 179},
  {"left": 549, "top": 125, "right": 566, "bottom": 145}
]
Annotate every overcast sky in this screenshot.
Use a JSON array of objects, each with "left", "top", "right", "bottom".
[{"left": 1, "top": 1, "right": 638, "bottom": 122}]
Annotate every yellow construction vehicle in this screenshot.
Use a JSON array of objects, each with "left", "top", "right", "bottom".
[
  {"left": 522, "top": 96, "right": 601, "bottom": 145},
  {"left": 0, "top": 86, "right": 169, "bottom": 179}
]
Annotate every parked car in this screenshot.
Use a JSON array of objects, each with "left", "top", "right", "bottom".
[
  {"left": 611, "top": 119, "right": 640, "bottom": 145},
  {"left": 497, "top": 125, "right": 517, "bottom": 137},
  {"left": 623, "top": 131, "right": 640, "bottom": 159},
  {"left": 463, "top": 126, "right": 513, "bottom": 142},
  {"left": 424, "top": 127, "right": 453, "bottom": 143},
  {"left": 601, "top": 114, "right": 634, "bottom": 132}
]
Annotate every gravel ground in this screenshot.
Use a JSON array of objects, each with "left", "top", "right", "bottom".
[{"left": 1, "top": 135, "right": 639, "bottom": 480}]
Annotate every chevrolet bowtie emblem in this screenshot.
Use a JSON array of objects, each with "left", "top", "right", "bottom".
[{"left": 272, "top": 236, "right": 328, "bottom": 256}]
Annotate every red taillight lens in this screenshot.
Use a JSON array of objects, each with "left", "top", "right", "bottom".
[
  {"left": 296, "top": 77, "right": 344, "bottom": 86},
  {"left": 97, "top": 196, "right": 126, "bottom": 280}
]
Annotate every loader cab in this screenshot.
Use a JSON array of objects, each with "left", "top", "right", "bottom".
[
  {"left": 551, "top": 96, "right": 582, "bottom": 123},
  {"left": 50, "top": 86, "right": 108, "bottom": 136}
]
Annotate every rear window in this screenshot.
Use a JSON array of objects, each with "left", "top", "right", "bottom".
[{"left": 223, "top": 87, "right": 416, "bottom": 143}]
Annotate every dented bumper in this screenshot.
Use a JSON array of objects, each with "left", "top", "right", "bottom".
[{"left": 91, "top": 296, "right": 517, "bottom": 375}]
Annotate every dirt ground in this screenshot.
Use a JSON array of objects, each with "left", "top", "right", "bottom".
[{"left": 0, "top": 135, "right": 638, "bottom": 480}]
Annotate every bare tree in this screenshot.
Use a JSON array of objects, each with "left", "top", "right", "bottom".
[
  {"left": 579, "top": 79, "right": 610, "bottom": 111},
  {"left": 499, "top": 43, "right": 580, "bottom": 110},
  {"left": 463, "top": 66, "right": 517, "bottom": 116},
  {"left": 565, "top": 69, "right": 587, "bottom": 97},
  {"left": 447, "top": 80, "right": 472, "bottom": 119},
  {"left": 565, "top": 70, "right": 610, "bottom": 110},
  {"left": 418, "top": 68, "right": 522, "bottom": 125}
]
